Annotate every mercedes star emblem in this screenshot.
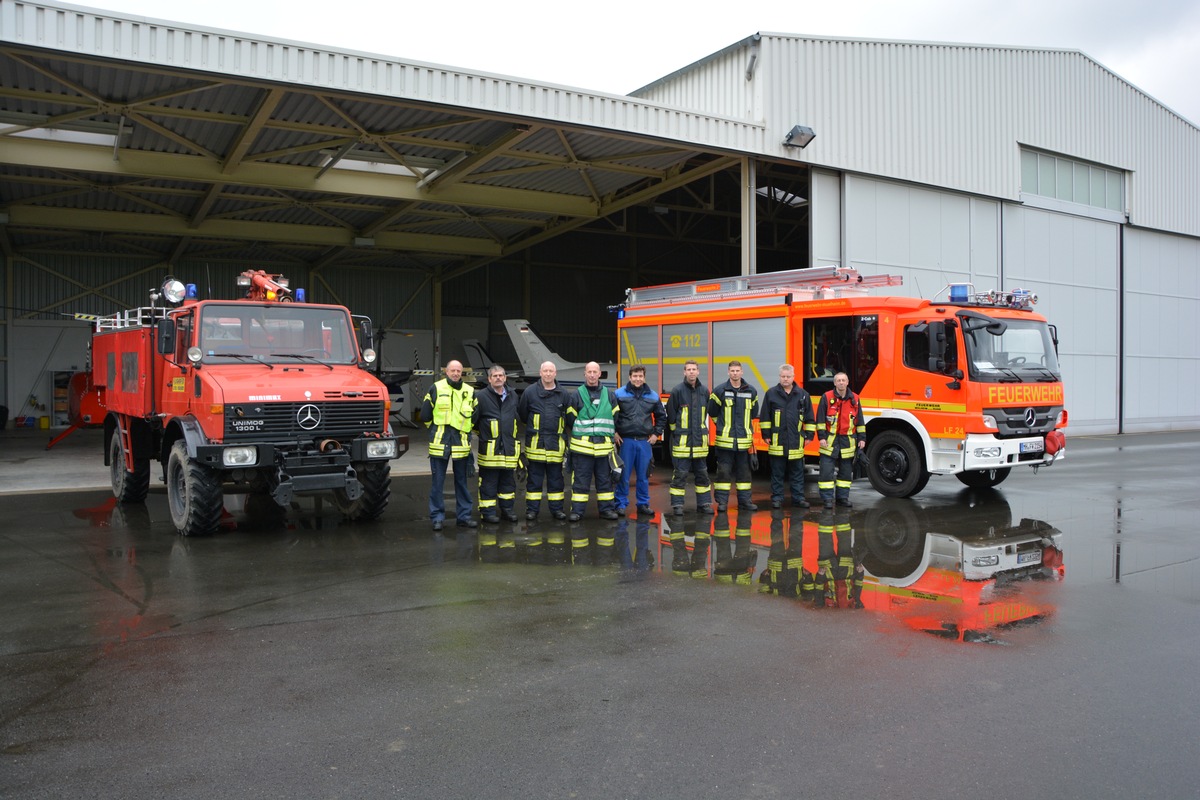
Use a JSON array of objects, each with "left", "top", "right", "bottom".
[
  {"left": 297, "top": 403, "right": 321, "bottom": 430},
  {"left": 1023, "top": 407, "right": 1037, "bottom": 427}
]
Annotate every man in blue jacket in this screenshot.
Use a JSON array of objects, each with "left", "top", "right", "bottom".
[{"left": 613, "top": 364, "right": 666, "bottom": 515}]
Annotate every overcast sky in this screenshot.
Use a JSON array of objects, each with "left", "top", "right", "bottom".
[{"left": 87, "top": 0, "right": 1200, "bottom": 126}]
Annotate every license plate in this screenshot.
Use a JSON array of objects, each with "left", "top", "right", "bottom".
[
  {"left": 1020, "top": 440, "right": 1044, "bottom": 453},
  {"left": 1017, "top": 550, "right": 1041, "bottom": 565}
]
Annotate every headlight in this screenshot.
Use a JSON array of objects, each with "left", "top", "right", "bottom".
[
  {"left": 971, "top": 554, "right": 1000, "bottom": 567},
  {"left": 222, "top": 446, "right": 257, "bottom": 467},
  {"left": 366, "top": 440, "right": 397, "bottom": 459},
  {"left": 982, "top": 414, "right": 998, "bottom": 430},
  {"left": 187, "top": 346, "right": 203, "bottom": 363},
  {"left": 972, "top": 447, "right": 1001, "bottom": 458},
  {"left": 362, "top": 348, "right": 377, "bottom": 364}
]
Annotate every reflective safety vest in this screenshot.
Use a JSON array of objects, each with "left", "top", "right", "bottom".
[
  {"left": 422, "top": 378, "right": 475, "bottom": 460},
  {"left": 568, "top": 384, "right": 618, "bottom": 456},
  {"left": 666, "top": 380, "right": 710, "bottom": 459},
  {"left": 759, "top": 383, "right": 816, "bottom": 459},
  {"left": 475, "top": 385, "right": 521, "bottom": 469},
  {"left": 708, "top": 379, "right": 758, "bottom": 451},
  {"left": 817, "top": 390, "right": 865, "bottom": 459}
]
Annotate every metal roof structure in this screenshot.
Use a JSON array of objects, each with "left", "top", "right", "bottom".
[{"left": 0, "top": 0, "right": 764, "bottom": 280}]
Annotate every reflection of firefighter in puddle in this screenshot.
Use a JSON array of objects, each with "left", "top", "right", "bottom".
[
  {"left": 614, "top": 515, "right": 654, "bottom": 571},
  {"left": 813, "top": 509, "right": 865, "bottom": 609},
  {"left": 759, "top": 509, "right": 806, "bottom": 598},
  {"left": 669, "top": 515, "right": 711, "bottom": 576},
  {"left": 713, "top": 511, "right": 757, "bottom": 585}
]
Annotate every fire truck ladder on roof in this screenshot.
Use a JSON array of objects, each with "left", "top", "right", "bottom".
[{"left": 624, "top": 265, "right": 903, "bottom": 308}]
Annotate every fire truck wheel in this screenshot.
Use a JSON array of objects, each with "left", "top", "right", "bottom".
[
  {"left": 167, "top": 441, "right": 223, "bottom": 536},
  {"left": 110, "top": 430, "right": 150, "bottom": 504},
  {"left": 334, "top": 463, "right": 391, "bottom": 521},
  {"left": 955, "top": 467, "right": 1011, "bottom": 489},
  {"left": 867, "top": 430, "right": 930, "bottom": 498}
]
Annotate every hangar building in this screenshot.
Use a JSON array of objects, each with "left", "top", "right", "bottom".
[{"left": 2, "top": 3, "right": 1198, "bottom": 434}]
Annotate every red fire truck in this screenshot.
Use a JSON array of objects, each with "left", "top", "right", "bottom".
[
  {"left": 92, "top": 271, "right": 408, "bottom": 536},
  {"left": 616, "top": 266, "right": 1067, "bottom": 497}
]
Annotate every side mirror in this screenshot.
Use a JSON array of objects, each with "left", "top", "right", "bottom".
[
  {"left": 926, "top": 321, "right": 947, "bottom": 373},
  {"left": 157, "top": 318, "right": 176, "bottom": 355}
]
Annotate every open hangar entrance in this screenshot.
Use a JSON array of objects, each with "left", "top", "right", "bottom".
[{"left": 0, "top": 19, "right": 813, "bottom": 424}]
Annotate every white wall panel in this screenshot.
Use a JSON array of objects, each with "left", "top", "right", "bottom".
[
  {"left": 844, "top": 175, "right": 1000, "bottom": 298},
  {"left": 1122, "top": 228, "right": 1200, "bottom": 431},
  {"left": 1003, "top": 205, "right": 1119, "bottom": 432}
]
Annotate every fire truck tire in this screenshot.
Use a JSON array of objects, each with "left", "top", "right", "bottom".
[
  {"left": 955, "top": 467, "right": 1011, "bottom": 489},
  {"left": 110, "top": 430, "right": 150, "bottom": 504},
  {"left": 867, "top": 430, "right": 930, "bottom": 498},
  {"left": 334, "top": 463, "right": 391, "bottom": 521},
  {"left": 167, "top": 441, "right": 223, "bottom": 536}
]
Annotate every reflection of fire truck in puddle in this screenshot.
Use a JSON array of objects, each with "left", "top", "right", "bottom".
[{"left": 659, "top": 489, "right": 1063, "bottom": 642}]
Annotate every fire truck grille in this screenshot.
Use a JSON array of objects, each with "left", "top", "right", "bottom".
[
  {"left": 987, "top": 405, "right": 1063, "bottom": 438},
  {"left": 223, "top": 401, "right": 386, "bottom": 442}
]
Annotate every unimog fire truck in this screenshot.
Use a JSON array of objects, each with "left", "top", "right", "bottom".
[
  {"left": 93, "top": 270, "right": 408, "bottom": 536},
  {"left": 616, "top": 265, "right": 1066, "bottom": 498}
]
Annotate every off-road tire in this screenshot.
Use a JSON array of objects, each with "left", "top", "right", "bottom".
[
  {"left": 333, "top": 463, "right": 391, "bottom": 521},
  {"left": 110, "top": 429, "right": 150, "bottom": 504},
  {"left": 166, "top": 441, "right": 223, "bottom": 536}
]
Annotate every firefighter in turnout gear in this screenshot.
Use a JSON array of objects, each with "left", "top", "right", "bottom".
[
  {"left": 565, "top": 361, "right": 621, "bottom": 523},
  {"left": 421, "top": 360, "right": 478, "bottom": 531},
  {"left": 665, "top": 359, "right": 713, "bottom": 516},
  {"left": 517, "top": 360, "right": 571, "bottom": 521},
  {"left": 758, "top": 363, "right": 815, "bottom": 509},
  {"left": 473, "top": 365, "right": 521, "bottom": 525},
  {"left": 707, "top": 360, "right": 760, "bottom": 512},
  {"left": 816, "top": 372, "right": 866, "bottom": 509}
]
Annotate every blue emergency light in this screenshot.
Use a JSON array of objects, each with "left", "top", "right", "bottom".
[
  {"left": 949, "top": 284, "right": 969, "bottom": 303},
  {"left": 294, "top": 288, "right": 306, "bottom": 303},
  {"left": 186, "top": 283, "right": 198, "bottom": 299}
]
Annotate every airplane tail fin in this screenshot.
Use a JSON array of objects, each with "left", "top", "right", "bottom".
[
  {"left": 461, "top": 339, "right": 495, "bottom": 371},
  {"left": 504, "top": 319, "right": 578, "bottom": 376}
]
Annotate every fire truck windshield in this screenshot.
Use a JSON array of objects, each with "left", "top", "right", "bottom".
[
  {"left": 197, "top": 304, "right": 357, "bottom": 364},
  {"left": 963, "top": 318, "right": 1060, "bottom": 383}
]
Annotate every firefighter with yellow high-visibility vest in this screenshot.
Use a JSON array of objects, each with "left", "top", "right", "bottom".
[
  {"left": 816, "top": 372, "right": 866, "bottom": 509},
  {"left": 420, "top": 360, "right": 478, "bottom": 532}
]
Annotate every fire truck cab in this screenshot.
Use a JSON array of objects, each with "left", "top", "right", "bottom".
[
  {"left": 92, "top": 271, "right": 408, "bottom": 536},
  {"left": 616, "top": 266, "right": 1067, "bottom": 498}
]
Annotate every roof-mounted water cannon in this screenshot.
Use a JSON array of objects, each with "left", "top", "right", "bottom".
[{"left": 238, "top": 269, "right": 293, "bottom": 302}]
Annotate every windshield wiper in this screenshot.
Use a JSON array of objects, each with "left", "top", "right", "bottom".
[
  {"left": 275, "top": 353, "right": 335, "bottom": 370},
  {"left": 1034, "top": 367, "right": 1060, "bottom": 382},
  {"left": 996, "top": 367, "right": 1022, "bottom": 383},
  {"left": 209, "top": 352, "right": 273, "bottom": 369}
]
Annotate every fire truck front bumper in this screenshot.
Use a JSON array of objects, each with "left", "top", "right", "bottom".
[{"left": 960, "top": 433, "right": 1063, "bottom": 471}]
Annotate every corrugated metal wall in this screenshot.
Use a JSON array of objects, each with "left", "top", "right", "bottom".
[
  {"left": 640, "top": 33, "right": 1200, "bottom": 240},
  {"left": 755, "top": 35, "right": 1199, "bottom": 238}
]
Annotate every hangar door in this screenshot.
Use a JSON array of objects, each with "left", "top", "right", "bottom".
[
  {"left": 1122, "top": 229, "right": 1200, "bottom": 432},
  {"left": 1003, "top": 205, "right": 1119, "bottom": 434}
]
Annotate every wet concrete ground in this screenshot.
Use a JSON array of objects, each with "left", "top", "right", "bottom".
[{"left": 2, "top": 428, "right": 1200, "bottom": 798}]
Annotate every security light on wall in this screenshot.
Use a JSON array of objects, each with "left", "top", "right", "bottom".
[{"left": 782, "top": 125, "right": 816, "bottom": 148}]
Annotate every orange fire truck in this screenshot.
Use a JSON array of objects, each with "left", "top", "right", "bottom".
[
  {"left": 616, "top": 266, "right": 1066, "bottom": 497},
  {"left": 92, "top": 271, "right": 408, "bottom": 536}
]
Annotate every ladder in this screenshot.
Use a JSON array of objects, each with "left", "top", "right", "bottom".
[{"left": 624, "top": 265, "right": 902, "bottom": 308}]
